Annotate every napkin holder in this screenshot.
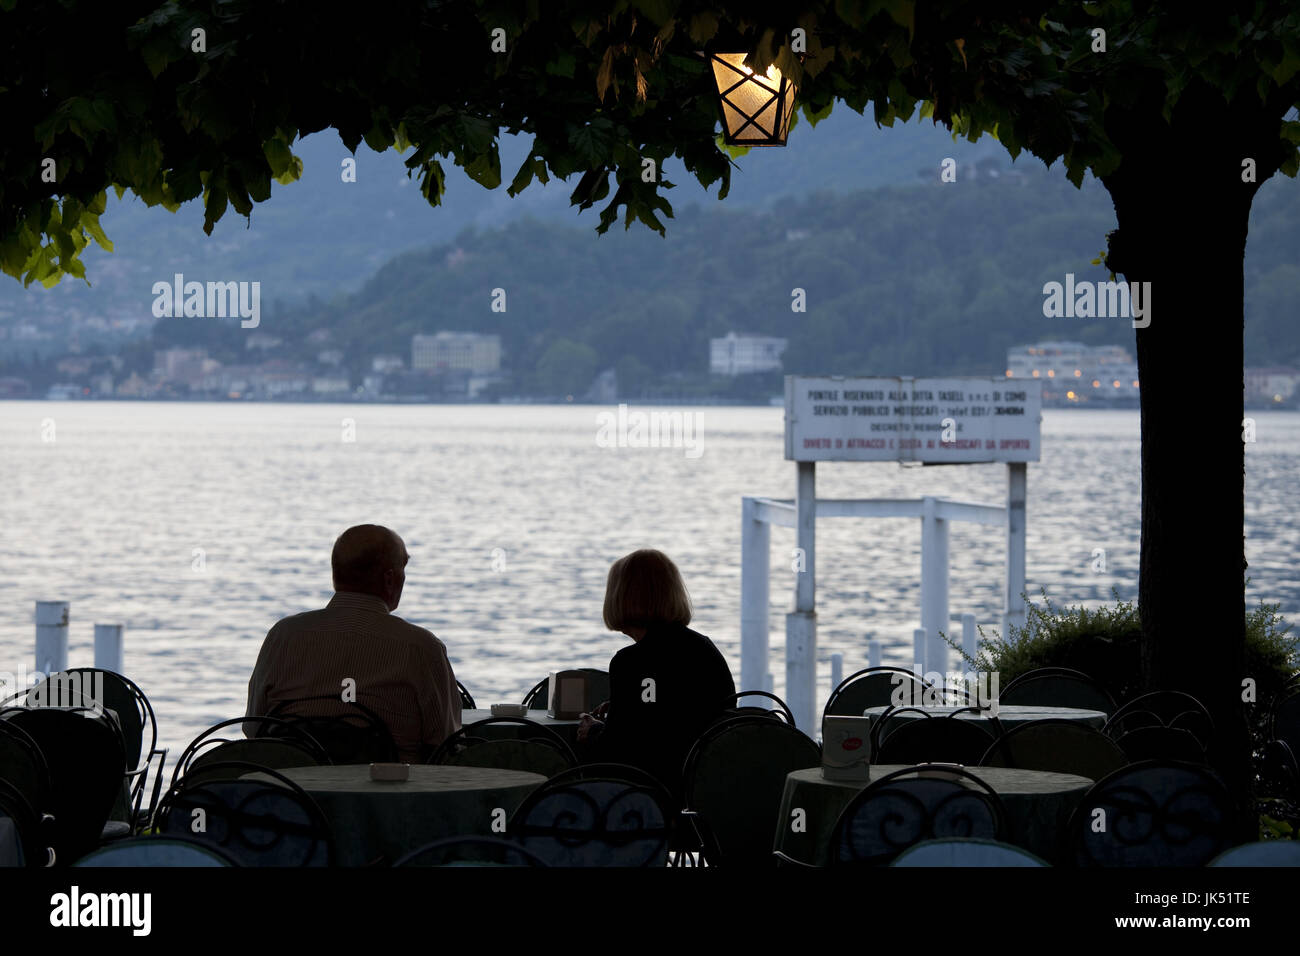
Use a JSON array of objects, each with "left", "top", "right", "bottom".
[
  {"left": 547, "top": 670, "right": 594, "bottom": 719},
  {"left": 491, "top": 703, "right": 529, "bottom": 718},
  {"left": 820, "top": 715, "right": 872, "bottom": 781}
]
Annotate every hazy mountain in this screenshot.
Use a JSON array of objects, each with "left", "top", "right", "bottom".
[{"left": 0, "top": 109, "right": 1005, "bottom": 329}]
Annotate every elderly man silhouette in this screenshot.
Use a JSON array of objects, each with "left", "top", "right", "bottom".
[{"left": 246, "top": 524, "right": 460, "bottom": 762}]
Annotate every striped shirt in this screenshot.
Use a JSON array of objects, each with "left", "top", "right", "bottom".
[{"left": 245, "top": 591, "right": 460, "bottom": 762}]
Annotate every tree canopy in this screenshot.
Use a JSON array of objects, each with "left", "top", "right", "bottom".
[{"left": 3, "top": 1, "right": 1298, "bottom": 286}]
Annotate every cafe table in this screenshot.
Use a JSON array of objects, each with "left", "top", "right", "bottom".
[
  {"left": 243, "top": 764, "right": 547, "bottom": 866},
  {"left": 863, "top": 704, "right": 1108, "bottom": 732},
  {"left": 773, "top": 764, "right": 1093, "bottom": 865},
  {"left": 460, "top": 709, "right": 582, "bottom": 747}
]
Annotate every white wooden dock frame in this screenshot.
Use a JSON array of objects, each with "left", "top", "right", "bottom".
[{"left": 745, "top": 375, "right": 1041, "bottom": 733}]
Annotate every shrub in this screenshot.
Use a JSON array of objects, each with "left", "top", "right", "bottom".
[{"left": 945, "top": 588, "right": 1297, "bottom": 710}]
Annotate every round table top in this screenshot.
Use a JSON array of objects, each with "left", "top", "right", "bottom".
[
  {"left": 862, "top": 704, "right": 1107, "bottom": 726},
  {"left": 461, "top": 709, "right": 580, "bottom": 727},
  {"left": 242, "top": 764, "right": 547, "bottom": 795},
  {"left": 787, "top": 764, "right": 1094, "bottom": 795}
]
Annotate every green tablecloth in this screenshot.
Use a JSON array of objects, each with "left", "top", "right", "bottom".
[
  {"left": 460, "top": 709, "right": 581, "bottom": 747},
  {"left": 774, "top": 765, "right": 1092, "bottom": 865},
  {"left": 863, "top": 704, "right": 1107, "bottom": 731},
  {"left": 244, "top": 764, "right": 547, "bottom": 866}
]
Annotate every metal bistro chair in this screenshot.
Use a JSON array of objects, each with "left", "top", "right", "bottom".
[
  {"left": 171, "top": 716, "right": 330, "bottom": 789},
  {"left": 823, "top": 667, "right": 930, "bottom": 721},
  {"left": 821, "top": 765, "right": 1008, "bottom": 867},
  {"left": 713, "top": 690, "right": 797, "bottom": 726},
  {"left": 979, "top": 719, "right": 1128, "bottom": 781},
  {"left": 430, "top": 716, "right": 577, "bottom": 777},
  {"left": 1065, "top": 760, "right": 1233, "bottom": 867},
  {"left": 873, "top": 707, "right": 1000, "bottom": 766},
  {"left": 509, "top": 767, "right": 675, "bottom": 867},
  {"left": 890, "top": 837, "right": 1048, "bottom": 867},
  {"left": 265, "top": 696, "right": 399, "bottom": 764},
  {"left": 73, "top": 836, "right": 237, "bottom": 867},
  {"left": 1264, "top": 683, "right": 1300, "bottom": 797},
  {"left": 0, "top": 720, "right": 55, "bottom": 839},
  {"left": 154, "top": 761, "right": 333, "bottom": 867},
  {"left": 1208, "top": 841, "right": 1300, "bottom": 867},
  {"left": 681, "top": 715, "right": 820, "bottom": 867},
  {"left": 0, "top": 778, "right": 55, "bottom": 867},
  {"left": 14, "top": 669, "right": 168, "bottom": 836},
  {"left": 457, "top": 681, "right": 477, "bottom": 710},
  {"left": 1103, "top": 690, "right": 1214, "bottom": 747},
  {"left": 2, "top": 706, "right": 125, "bottom": 864},
  {"left": 999, "top": 668, "right": 1116, "bottom": 716}
]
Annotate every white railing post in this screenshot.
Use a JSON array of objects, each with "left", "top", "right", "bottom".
[
  {"left": 920, "top": 497, "right": 950, "bottom": 676},
  {"left": 867, "top": 639, "right": 882, "bottom": 669},
  {"left": 786, "top": 461, "right": 818, "bottom": 732},
  {"left": 1004, "top": 463, "right": 1028, "bottom": 637},
  {"left": 35, "top": 601, "right": 69, "bottom": 676},
  {"left": 913, "top": 627, "right": 927, "bottom": 675},
  {"left": 830, "top": 653, "right": 843, "bottom": 696},
  {"left": 94, "top": 624, "right": 124, "bottom": 674},
  {"left": 740, "top": 496, "right": 771, "bottom": 695}
]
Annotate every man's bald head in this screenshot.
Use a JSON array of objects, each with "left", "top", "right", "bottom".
[{"left": 331, "top": 525, "right": 409, "bottom": 608}]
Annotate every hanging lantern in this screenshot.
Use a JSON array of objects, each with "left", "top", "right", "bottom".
[{"left": 706, "top": 52, "right": 798, "bottom": 146}]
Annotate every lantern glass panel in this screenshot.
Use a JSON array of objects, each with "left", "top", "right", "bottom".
[{"left": 709, "top": 53, "right": 797, "bottom": 146}]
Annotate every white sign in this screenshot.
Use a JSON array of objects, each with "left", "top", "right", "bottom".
[{"left": 784, "top": 376, "right": 1041, "bottom": 463}]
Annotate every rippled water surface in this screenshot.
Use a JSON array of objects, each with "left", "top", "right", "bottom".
[{"left": 2, "top": 402, "right": 1296, "bottom": 757}]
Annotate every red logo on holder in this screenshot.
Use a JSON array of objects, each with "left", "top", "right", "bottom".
[{"left": 842, "top": 737, "right": 863, "bottom": 751}]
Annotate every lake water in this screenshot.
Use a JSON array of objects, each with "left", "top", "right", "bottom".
[{"left": 1, "top": 401, "right": 1297, "bottom": 759}]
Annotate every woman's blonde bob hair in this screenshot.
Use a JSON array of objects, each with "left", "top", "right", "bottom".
[{"left": 602, "top": 549, "right": 693, "bottom": 631}]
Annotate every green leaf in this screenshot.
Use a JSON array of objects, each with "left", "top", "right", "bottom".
[
  {"left": 82, "top": 212, "right": 113, "bottom": 252},
  {"left": 273, "top": 155, "right": 303, "bottom": 185},
  {"left": 461, "top": 149, "right": 501, "bottom": 189},
  {"left": 203, "top": 185, "right": 228, "bottom": 235},
  {"left": 687, "top": 11, "right": 718, "bottom": 44},
  {"left": 262, "top": 137, "right": 295, "bottom": 177},
  {"left": 546, "top": 53, "right": 576, "bottom": 78},
  {"left": 570, "top": 122, "right": 613, "bottom": 166}
]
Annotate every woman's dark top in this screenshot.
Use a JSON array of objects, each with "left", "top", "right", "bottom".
[{"left": 587, "top": 621, "right": 736, "bottom": 801}]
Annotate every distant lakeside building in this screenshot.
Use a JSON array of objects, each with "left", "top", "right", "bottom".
[
  {"left": 1244, "top": 366, "right": 1300, "bottom": 407},
  {"left": 411, "top": 331, "right": 501, "bottom": 375},
  {"left": 710, "top": 332, "right": 788, "bottom": 376},
  {"left": 1006, "top": 341, "right": 1139, "bottom": 405}
]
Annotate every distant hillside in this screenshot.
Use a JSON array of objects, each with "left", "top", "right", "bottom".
[
  {"left": 0, "top": 109, "right": 1005, "bottom": 328},
  {"left": 138, "top": 164, "right": 1300, "bottom": 397}
]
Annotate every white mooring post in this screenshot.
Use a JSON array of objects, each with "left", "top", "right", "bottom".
[
  {"left": 740, "top": 496, "right": 772, "bottom": 695},
  {"left": 94, "top": 624, "right": 124, "bottom": 674},
  {"left": 913, "top": 628, "right": 927, "bottom": 674},
  {"left": 962, "top": 613, "right": 978, "bottom": 670},
  {"left": 35, "top": 601, "right": 69, "bottom": 675},
  {"left": 830, "top": 653, "right": 843, "bottom": 696},
  {"left": 1004, "top": 462, "right": 1028, "bottom": 637},
  {"left": 920, "top": 496, "right": 950, "bottom": 677},
  {"left": 867, "top": 639, "right": 882, "bottom": 669},
  {"left": 786, "top": 461, "right": 818, "bottom": 732}
]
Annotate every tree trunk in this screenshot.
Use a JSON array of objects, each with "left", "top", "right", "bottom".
[{"left": 1100, "top": 79, "right": 1279, "bottom": 840}]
